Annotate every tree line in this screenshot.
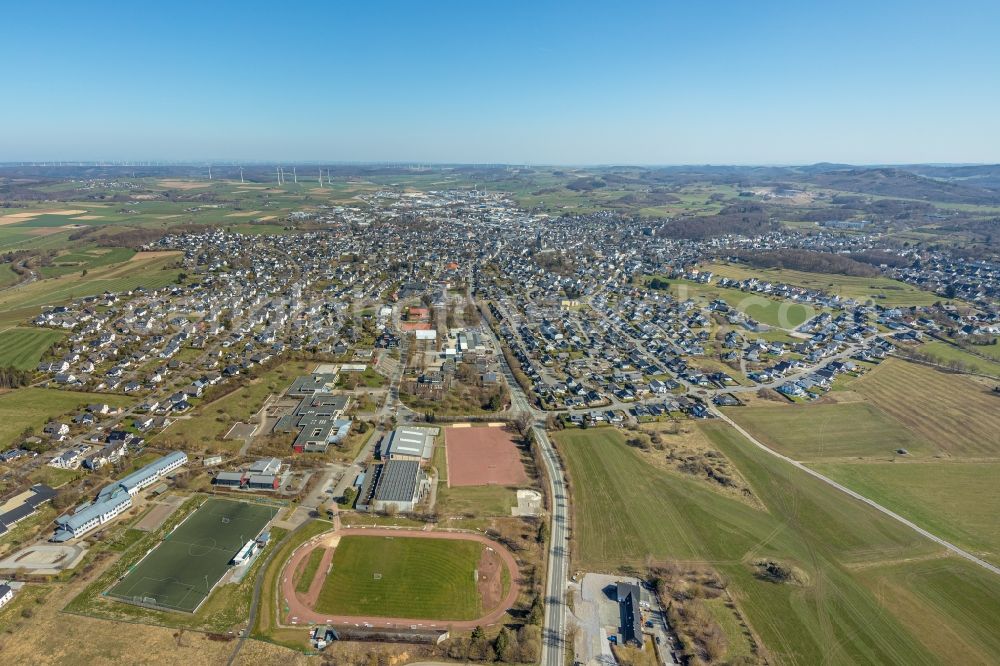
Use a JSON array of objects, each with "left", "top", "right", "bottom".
[
  {"left": 658, "top": 204, "right": 778, "bottom": 239},
  {"left": 729, "top": 248, "right": 879, "bottom": 277},
  {"left": 0, "top": 366, "right": 31, "bottom": 389}
]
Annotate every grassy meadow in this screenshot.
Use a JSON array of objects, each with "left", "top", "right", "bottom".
[
  {"left": 917, "top": 340, "right": 1000, "bottom": 377},
  {"left": 645, "top": 276, "right": 820, "bottom": 329},
  {"left": 0, "top": 388, "right": 130, "bottom": 448},
  {"left": 723, "top": 401, "right": 932, "bottom": 461},
  {"left": 0, "top": 327, "right": 64, "bottom": 369},
  {"left": 812, "top": 461, "right": 1000, "bottom": 565},
  {"left": 705, "top": 262, "right": 940, "bottom": 306},
  {"left": 294, "top": 547, "right": 326, "bottom": 594}
]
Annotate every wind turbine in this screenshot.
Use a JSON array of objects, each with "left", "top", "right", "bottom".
[
  {"left": 208, "top": 165, "right": 212, "bottom": 180},
  {"left": 293, "top": 166, "right": 297, "bottom": 184},
  {"left": 239, "top": 166, "right": 245, "bottom": 184}
]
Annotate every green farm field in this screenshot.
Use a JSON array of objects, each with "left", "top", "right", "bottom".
[
  {"left": 0, "top": 388, "right": 129, "bottom": 448},
  {"left": 969, "top": 339, "right": 1000, "bottom": 362},
  {"left": 724, "top": 401, "right": 932, "bottom": 461},
  {"left": 0, "top": 226, "right": 76, "bottom": 253},
  {"left": 703, "top": 597, "right": 755, "bottom": 662},
  {"left": 853, "top": 359, "right": 1000, "bottom": 458},
  {"left": 729, "top": 358, "right": 1000, "bottom": 567},
  {"left": 0, "top": 327, "right": 64, "bottom": 369},
  {"left": 854, "top": 558, "right": 1000, "bottom": 665},
  {"left": 510, "top": 175, "right": 738, "bottom": 217},
  {"left": 553, "top": 423, "right": 1000, "bottom": 665},
  {"left": 0, "top": 251, "right": 181, "bottom": 326},
  {"left": 315, "top": 535, "right": 483, "bottom": 620},
  {"left": 0, "top": 266, "right": 18, "bottom": 288},
  {"left": 705, "top": 262, "right": 940, "bottom": 306},
  {"left": 37, "top": 246, "right": 136, "bottom": 279},
  {"left": 812, "top": 461, "right": 1000, "bottom": 566}
]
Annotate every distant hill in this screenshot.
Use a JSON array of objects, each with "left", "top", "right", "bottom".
[
  {"left": 803, "top": 167, "right": 1000, "bottom": 205},
  {"left": 903, "top": 164, "right": 1000, "bottom": 191}
]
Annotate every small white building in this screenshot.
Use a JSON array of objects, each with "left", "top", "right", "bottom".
[
  {"left": 232, "top": 540, "right": 258, "bottom": 565},
  {"left": 0, "top": 584, "right": 14, "bottom": 609}
]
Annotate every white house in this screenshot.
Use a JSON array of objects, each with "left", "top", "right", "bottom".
[{"left": 0, "top": 585, "right": 14, "bottom": 609}]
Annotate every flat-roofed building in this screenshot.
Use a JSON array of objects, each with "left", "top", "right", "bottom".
[
  {"left": 384, "top": 426, "right": 434, "bottom": 462},
  {"left": 287, "top": 373, "right": 339, "bottom": 397},
  {"left": 276, "top": 392, "right": 352, "bottom": 453},
  {"left": 0, "top": 484, "right": 56, "bottom": 537},
  {"left": 371, "top": 460, "right": 426, "bottom": 513},
  {"left": 247, "top": 474, "right": 280, "bottom": 490},
  {"left": 249, "top": 457, "right": 281, "bottom": 476},
  {"left": 213, "top": 471, "right": 245, "bottom": 487},
  {"left": 293, "top": 416, "right": 352, "bottom": 453}
]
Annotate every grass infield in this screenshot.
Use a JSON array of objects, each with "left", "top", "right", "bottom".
[
  {"left": 315, "top": 535, "right": 482, "bottom": 620},
  {"left": 108, "top": 498, "right": 276, "bottom": 612}
]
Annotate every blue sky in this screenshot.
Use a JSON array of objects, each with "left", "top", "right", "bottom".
[{"left": 1, "top": 1, "right": 998, "bottom": 164}]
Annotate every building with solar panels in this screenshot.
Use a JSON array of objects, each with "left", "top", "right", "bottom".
[{"left": 355, "top": 460, "right": 427, "bottom": 513}]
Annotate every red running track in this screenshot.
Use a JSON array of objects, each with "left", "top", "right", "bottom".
[{"left": 278, "top": 527, "right": 521, "bottom": 630}]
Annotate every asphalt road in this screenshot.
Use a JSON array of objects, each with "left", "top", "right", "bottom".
[
  {"left": 484, "top": 317, "right": 570, "bottom": 666},
  {"left": 534, "top": 422, "right": 571, "bottom": 666}
]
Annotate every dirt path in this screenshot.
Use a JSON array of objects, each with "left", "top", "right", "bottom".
[{"left": 279, "top": 527, "right": 520, "bottom": 630}]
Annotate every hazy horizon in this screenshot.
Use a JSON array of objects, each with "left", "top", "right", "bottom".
[{"left": 2, "top": 160, "right": 997, "bottom": 169}]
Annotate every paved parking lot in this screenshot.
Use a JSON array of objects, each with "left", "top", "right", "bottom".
[
  {"left": 571, "top": 572, "right": 677, "bottom": 666},
  {"left": 0, "top": 543, "right": 88, "bottom": 575}
]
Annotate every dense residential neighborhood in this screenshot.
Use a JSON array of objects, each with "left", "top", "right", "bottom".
[
  {"left": 8, "top": 188, "right": 996, "bottom": 477},
  {"left": 0, "top": 177, "right": 998, "bottom": 666}
]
